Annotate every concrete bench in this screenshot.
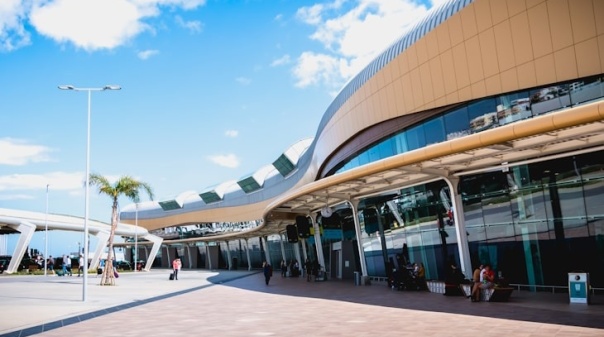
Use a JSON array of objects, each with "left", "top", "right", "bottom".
[{"left": 461, "top": 284, "right": 514, "bottom": 302}]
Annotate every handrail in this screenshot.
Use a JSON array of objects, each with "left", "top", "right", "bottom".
[{"left": 510, "top": 283, "right": 604, "bottom": 295}]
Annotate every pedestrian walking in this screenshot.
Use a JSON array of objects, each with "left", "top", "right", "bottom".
[
  {"left": 263, "top": 261, "right": 273, "bottom": 285},
  {"left": 172, "top": 258, "right": 182, "bottom": 280}
]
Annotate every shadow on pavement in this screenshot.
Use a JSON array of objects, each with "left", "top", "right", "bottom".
[{"left": 215, "top": 272, "right": 604, "bottom": 330}]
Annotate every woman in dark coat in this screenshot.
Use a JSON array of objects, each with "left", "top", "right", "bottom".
[{"left": 263, "top": 261, "right": 273, "bottom": 285}]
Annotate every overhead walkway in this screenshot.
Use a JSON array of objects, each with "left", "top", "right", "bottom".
[{"left": 0, "top": 208, "right": 163, "bottom": 274}]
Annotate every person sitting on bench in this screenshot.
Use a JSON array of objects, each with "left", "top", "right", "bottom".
[{"left": 471, "top": 264, "right": 494, "bottom": 302}]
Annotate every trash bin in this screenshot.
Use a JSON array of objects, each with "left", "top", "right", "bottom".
[
  {"left": 232, "top": 257, "right": 238, "bottom": 270},
  {"left": 354, "top": 271, "right": 361, "bottom": 286},
  {"left": 568, "top": 272, "right": 590, "bottom": 304}
]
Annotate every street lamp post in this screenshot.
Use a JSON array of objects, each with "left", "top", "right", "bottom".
[
  {"left": 134, "top": 203, "right": 138, "bottom": 273},
  {"left": 58, "top": 84, "right": 121, "bottom": 302},
  {"left": 44, "top": 184, "right": 49, "bottom": 277}
]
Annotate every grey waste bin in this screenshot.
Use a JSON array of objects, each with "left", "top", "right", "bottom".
[
  {"left": 568, "top": 272, "right": 590, "bottom": 304},
  {"left": 354, "top": 271, "right": 361, "bottom": 286}
]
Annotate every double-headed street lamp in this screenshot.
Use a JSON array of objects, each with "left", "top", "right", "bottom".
[{"left": 58, "top": 84, "right": 121, "bottom": 302}]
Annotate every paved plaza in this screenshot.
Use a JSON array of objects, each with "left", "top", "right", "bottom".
[{"left": 1, "top": 270, "right": 603, "bottom": 337}]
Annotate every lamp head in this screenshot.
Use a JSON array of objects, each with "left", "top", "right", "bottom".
[
  {"left": 58, "top": 85, "right": 75, "bottom": 90},
  {"left": 103, "top": 85, "right": 121, "bottom": 90}
]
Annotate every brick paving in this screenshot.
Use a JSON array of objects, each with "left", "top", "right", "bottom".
[{"left": 1, "top": 271, "right": 603, "bottom": 337}]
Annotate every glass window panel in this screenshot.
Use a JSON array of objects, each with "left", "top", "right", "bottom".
[
  {"left": 405, "top": 124, "right": 426, "bottom": 150},
  {"left": 357, "top": 149, "right": 370, "bottom": 166},
  {"left": 394, "top": 132, "right": 408, "bottom": 154},
  {"left": 444, "top": 106, "right": 470, "bottom": 140},
  {"left": 497, "top": 91, "right": 532, "bottom": 126},
  {"left": 569, "top": 76, "right": 604, "bottom": 106},
  {"left": 467, "top": 98, "right": 498, "bottom": 133},
  {"left": 366, "top": 144, "right": 381, "bottom": 163},
  {"left": 529, "top": 84, "right": 570, "bottom": 116},
  {"left": 423, "top": 116, "right": 445, "bottom": 145},
  {"left": 577, "top": 153, "right": 604, "bottom": 235},
  {"left": 376, "top": 138, "right": 395, "bottom": 160},
  {"left": 485, "top": 223, "right": 515, "bottom": 242}
]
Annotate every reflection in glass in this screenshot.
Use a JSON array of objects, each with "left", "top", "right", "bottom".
[
  {"left": 569, "top": 77, "right": 604, "bottom": 106},
  {"left": 423, "top": 116, "right": 445, "bottom": 145},
  {"left": 497, "top": 91, "right": 531, "bottom": 126},
  {"left": 405, "top": 124, "right": 426, "bottom": 151},
  {"left": 444, "top": 107, "right": 469, "bottom": 140}
]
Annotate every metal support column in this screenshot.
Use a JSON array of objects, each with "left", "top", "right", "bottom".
[
  {"left": 261, "top": 236, "right": 271, "bottom": 265},
  {"left": 89, "top": 230, "right": 109, "bottom": 270},
  {"left": 279, "top": 233, "right": 287, "bottom": 262},
  {"left": 443, "top": 176, "right": 472, "bottom": 278},
  {"left": 348, "top": 199, "right": 368, "bottom": 282},
  {"left": 294, "top": 242, "right": 302, "bottom": 266},
  {"left": 225, "top": 241, "right": 232, "bottom": 270},
  {"left": 244, "top": 239, "right": 252, "bottom": 271},
  {"left": 309, "top": 214, "right": 326, "bottom": 270},
  {"left": 301, "top": 238, "right": 308, "bottom": 261},
  {"left": 5, "top": 221, "right": 36, "bottom": 274},
  {"left": 143, "top": 235, "right": 162, "bottom": 271}
]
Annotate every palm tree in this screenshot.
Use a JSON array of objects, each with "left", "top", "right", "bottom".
[{"left": 89, "top": 173, "right": 154, "bottom": 286}]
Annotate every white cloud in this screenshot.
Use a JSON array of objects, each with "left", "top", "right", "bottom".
[
  {"left": 207, "top": 154, "right": 240, "bottom": 168},
  {"left": 294, "top": 0, "right": 429, "bottom": 89},
  {"left": 175, "top": 15, "right": 203, "bottom": 34},
  {"left": 30, "top": 0, "right": 148, "bottom": 51},
  {"left": 235, "top": 77, "right": 251, "bottom": 85},
  {"left": 1, "top": 0, "right": 207, "bottom": 52},
  {"left": 274, "top": 13, "right": 283, "bottom": 21},
  {"left": 0, "top": 138, "right": 53, "bottom": 166},
  {"left": 0, "top": 0, "right": 31, "bottom": 51},
  {"left": 293, "top": 51, "right": 343, "bottom": 88},
  {"left": 224, "top": 130, "right": 238, "bottom": 138},
  {"left": 0, "top": 171, "right": 84, "bottom": 191},
  {"left": 138, "top": 49, "right": 159, "bottom": 60},
  {"left": 270, "top": 54, "right": 291, "bottom": 67}
]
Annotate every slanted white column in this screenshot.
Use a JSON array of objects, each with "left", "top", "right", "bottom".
[
  {"left": 89, "top": 230, "right": 109, "bottom": 270},
  {"left": 279, "top": 234, "right": 287, "bottom": 262},
  {"left": 294, "top": 242, "right": 302, "bottom": 266},
  {"left": 5, "top": 221, "right": 36, "bottom": 274},
  {"left": 261, "top": 236, "right": 271, "bottom": 265},
  {"left": 186, "top": 245, "right": 192, "bottom": 269},
  {"left": 443, "top": 176, "right": 472, "bottom": 278},
  {"left": 165, "top": 245, "right": 171, "bottom": 268},
  {"left": 143, "top": 234, "right": 163, "bottom": 271},
  {"left": 309, "top": 214, "right": 325, "bottom": 270},
  {"left": 348, "top": 199, "right": 368, "bottom": 281},
  {"left": 225, "top": 241, "right": 232, "bottom": 270},
  {"left": 301, "top": 238, "right": 308, "bottom": 261},
  {"left": 206, "top": 244, "right": 213, "bottom": 270},
  {"left": 244, "top": 239, "right": 252, "bottom": 271}
]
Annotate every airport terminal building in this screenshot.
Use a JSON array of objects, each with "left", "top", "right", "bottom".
[
  {"left": 4, "top": 0, "right": 602, "bottom": 291},
  {"left": 117, "top": 0, "right": 604, "bottom": 289}
]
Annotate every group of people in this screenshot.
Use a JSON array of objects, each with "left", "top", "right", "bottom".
[
  {"left": 280, "top": 259, "right": 301, "bottom": 278},
  {"left": 263, "top": 258, "right": 323, "bottom": 285},
  {"left": 44, "top": 254, "right": 84, "bottom": 277},
  {"left": 470, "top": 264, "right": 495, "bottom": 302}
]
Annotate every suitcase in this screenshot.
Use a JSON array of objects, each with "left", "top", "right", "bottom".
[{"left": 169, "top": 273, "right": 174, "bottom": 280}]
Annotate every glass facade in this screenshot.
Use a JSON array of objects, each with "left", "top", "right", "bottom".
[
  {"left": 332, "top": 75, "right": 604, "bottom": 176},
  {"left": 325, "top": 74, "right": 604, "bottom": 288},
  {"left": 352, "top": 149, "right": 604, "bottom": 288}
]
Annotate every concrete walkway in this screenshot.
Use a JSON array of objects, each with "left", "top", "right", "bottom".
[{"left": 1, "top": 270, "right": 603, "bottom": 336}]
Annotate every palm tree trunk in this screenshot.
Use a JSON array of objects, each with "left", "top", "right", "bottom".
[{"left": 100, "top": 198, "right": 119, "bottom": 285}]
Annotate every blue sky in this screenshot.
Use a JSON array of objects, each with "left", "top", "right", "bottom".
[{"left": 1, "top": 0, "right": 442, "bottom": 257}]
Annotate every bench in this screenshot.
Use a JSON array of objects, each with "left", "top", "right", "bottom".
[{"left": 461, "top": 284, "right": 514, "bottom": 302}]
